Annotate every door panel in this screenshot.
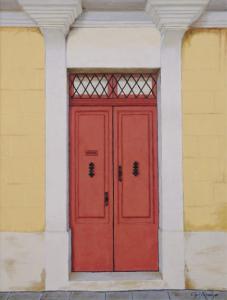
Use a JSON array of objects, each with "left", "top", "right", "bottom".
[
  {"left": 70, "top": 107, "right": 113, "bottom": 271},
  {"left": 70, "top": 105, "right": 158, "bottom": 272},
  {"left": 114, "top": 107, "right": 158, "bottom": 271}
]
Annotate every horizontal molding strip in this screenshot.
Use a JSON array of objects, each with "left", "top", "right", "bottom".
[
  {"left": 72, "top": 11, "right": 155, "bottom": 28},
  {"left": 0, "top": 11, "right": 37, "bottom": 27},
  {"left": 0, "top": 11, "right": 227, "bottom": 28},
  {"left": 192, "top": 11, "right": 227, "bottom": 28}
]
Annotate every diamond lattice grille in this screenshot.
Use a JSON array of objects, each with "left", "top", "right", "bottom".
[{"left": 69, "top": 73, "right": 158, "bottom": 100}]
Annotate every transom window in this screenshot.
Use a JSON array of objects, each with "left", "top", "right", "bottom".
[{"left": 69, "top": 73, "right": 158, "bottom": 100}]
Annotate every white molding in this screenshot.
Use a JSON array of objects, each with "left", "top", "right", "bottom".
[
  {"left": 1, "top": 10, "right": 227, "bottom": 29},
  {"left": 146, "top": 0, "right": 210, "bottom": 32},
  {"left": 17, "top": 0, "right": 82, "bottom": 34},
  {"left": 192, "top": 11, "right": 227, "bottom": 28},
  {"left": 0, "top": 11, "right": 36, "bottom": 27},
  {"left": 72, "top": 11, "right": 155, "bottom": 28}
]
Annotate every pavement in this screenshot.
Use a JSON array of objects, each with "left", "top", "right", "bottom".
[{"left": 0, "top": 291, "right": 226, "bottom": 300}]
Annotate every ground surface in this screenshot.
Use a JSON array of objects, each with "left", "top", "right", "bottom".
[{"left": 0, "top": 291, "right": 226, "bottom": 300}]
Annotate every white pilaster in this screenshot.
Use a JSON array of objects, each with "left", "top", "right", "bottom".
[
  {"left": 18, "top": 0, "right": 82, "bottom": 290},
  {"left": 43, "top": 29, "right": 70, "bottom": 289},
  {"left": 159, "top": 30, "right": 184, "bottom": 233},
  {"left": 146, "top": 0, "right": 209, "bottom": 289},
  {"left": 43, "top": 29, "right": 68, "bottom": 232},
  {"left": 156, "top": 30, "right": 185, "bottom": 288}
]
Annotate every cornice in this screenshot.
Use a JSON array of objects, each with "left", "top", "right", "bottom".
[
  {"left": 72, "top": 11, "right": 155, "bottom": 28},
  {"left": 192, "top": 11, "right": 227, "bottom": 28},
  {"left": 1, "top": 10, "right": 227, "bottom": 29},
  {"left": 0, "top": 11, "right": 36, "bottom": 27},
  {"left": 146, "top": 0, "right": 210, "bottom": 33},
  {"left": 17, "top": 0, "right": 82, "bottom": 34}
]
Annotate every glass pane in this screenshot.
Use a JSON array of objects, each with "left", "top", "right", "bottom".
[
  {"left": 117, "top": 75, "right": 153, "bottom": 96},
  {"left": 73, "top": 75, "right": 108, "bottom": 96}
]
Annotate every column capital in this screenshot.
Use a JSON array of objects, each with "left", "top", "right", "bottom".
[
  {"left": 146, "top": 0, "right": 209, "bottom": 34},
  {"left": 18, "top": 0, "right": 82, "bottom": 35}
]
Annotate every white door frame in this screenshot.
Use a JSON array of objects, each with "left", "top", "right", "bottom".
[{"left": 18, "top": 0, "right": 209, "bottom": 291}]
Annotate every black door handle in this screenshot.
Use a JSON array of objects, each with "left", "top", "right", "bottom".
[
  {"left": 104, "top": 192, "right": 109, "bottom": 207},
  {"left": 118, "top": 165, "right": 123, "bottom": 182}
]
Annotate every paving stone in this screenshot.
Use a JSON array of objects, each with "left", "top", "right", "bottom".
[
  {"left": 106, "top": 292, "right": 132, "bottom": 300},
  {"left": 133, "top": 291, "right": 169, "bottom": 300},
  {"left": 0, "top": 293, "right": 9, "bottom": 300},
  {"left": 204, "top": 291, "right": 227, "bottom": 300},
  {"left": 69, "top": 292, "right": 105, "bottom": 300},
  {"left": 168, "top": 290, "right": 227, "bottom": 300},
  {"left": 7, "top": 292, "right": 41, "bottom": 300},
  {"left": 41, "top": 292, "right": 70, "bottom": 300},
  {"left": 169, "top": 290, "right": 198, "bottom": 300}
]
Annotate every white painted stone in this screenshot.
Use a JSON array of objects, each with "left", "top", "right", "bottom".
[
  {"left": 43, "top": 29, "right": 69, "bottom": 233},
  {"left": 65, "top": 273, "right": 164, "bottom": 291},
  {"left": 159, "top": 230, "right": 185, "bottom": 289},
  {"left": 156, "top": 30, "right": 185, "bottom": 289},
  {"left": 67, "top": 27, "right": 161, "bottom": 69},
  {"left": 158, "top": 30, "right": 184, "bottom": 233},
  {"left": 0, "top": 233, "right": 44, "bottom": 291},
  {"left": 45, "top": 231, "right": 71, "bottom": 290},
  {"left": 185, "top": 232, "right": 227, "bottom": 290}
]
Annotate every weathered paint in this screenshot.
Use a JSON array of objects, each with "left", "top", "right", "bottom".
[
  {"left": 0, "top": 28, "right": 45, "bottom": 232},
  {"left": 0, "top": 232, "right": 45, "bottom": 291},
  {"left": 182, "top": 29, "right": 227, "bottom": 231},
  {"left": 185, "top": 232, "right": 227, "bottom": 290}
]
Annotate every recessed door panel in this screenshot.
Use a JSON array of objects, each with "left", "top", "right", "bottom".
[
  {"left": 114, "top": 107, "right": 158, "bottom": 271},
  {"left": 70, "top": 107, "right": 113, "bottom": 271}
]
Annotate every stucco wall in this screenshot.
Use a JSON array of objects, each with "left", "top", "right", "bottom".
[
  {"left": 182, "top": 29, "right": 227, "bottom": 290},
  {"left": 0, "top": 26, "right": 227, "bottom": 291},
  {"left": 0, "top": 28, "right": 45, "bottom": 232},
  {"left": 67, "top": 27, "right": 161, "bottom": 68},
  {"left": 182, "top": 29, "right": 227, "bottom": 232}
]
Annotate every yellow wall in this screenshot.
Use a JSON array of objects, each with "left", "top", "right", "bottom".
[
  {"left": 183, "top": 29, "right": 227, "bottom": 231},
  {"left": 0, "top": 28, "right": 45, "bottom": 231}
]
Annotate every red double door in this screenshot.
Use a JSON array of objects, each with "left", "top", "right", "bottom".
[{"left": 70, "top": 106, "right": 158, "bottom": 272}]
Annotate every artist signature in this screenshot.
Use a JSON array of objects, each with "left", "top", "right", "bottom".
[{"left": 191, "top": 291, "right": 220, "bottom": 299}]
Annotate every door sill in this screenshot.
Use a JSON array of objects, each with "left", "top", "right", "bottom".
[{"left": 67, "top": 272, "right": 164, "bottom": 291}]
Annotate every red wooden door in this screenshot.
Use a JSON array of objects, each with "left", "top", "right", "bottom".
[
  {"left": 70, "top": 106, "right": 113, "bottom": 271},
  {"left": 114, "top": 107, "right": 158, "bottom": 271},
  {"left": 70, "top": 106, "right": 158, "bottom": 272}
]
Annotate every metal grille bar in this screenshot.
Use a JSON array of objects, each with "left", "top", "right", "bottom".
[{"left": 69, "top": 72, "right": 158, "bottom": 100}]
